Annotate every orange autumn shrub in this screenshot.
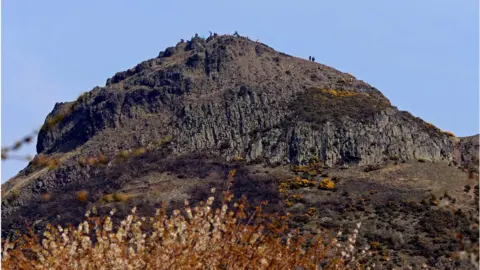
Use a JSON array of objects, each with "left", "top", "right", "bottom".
[{"left": 1, "top": 188, "right": 373, "bottom": 269}]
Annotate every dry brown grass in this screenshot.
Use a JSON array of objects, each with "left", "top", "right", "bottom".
[
  {"left": 443, "top": 131, "right": 456, "bottom": 137},
  {"left": 1, "top": 171, "right": 374, "bottom": 270},
  {"left": 319, "top": 89, "right": 358, "bottom": 98}
]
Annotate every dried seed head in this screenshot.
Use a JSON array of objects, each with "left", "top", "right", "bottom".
[{"left": 207, "top": 196, "right": 215, "bottom": 206}]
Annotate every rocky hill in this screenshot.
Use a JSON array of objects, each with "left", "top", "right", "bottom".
[{"left": 2, "top": 34, "right": 478, "bottom": 268}]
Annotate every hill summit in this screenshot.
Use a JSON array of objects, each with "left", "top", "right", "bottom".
[
  {"left": 2, "top": 33, "right": 478, "bottom": 268},
  {"left": 37, "top": 34, "right": 454, "bottom": 165}
]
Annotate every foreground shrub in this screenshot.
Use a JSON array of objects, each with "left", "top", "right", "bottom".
[{"left": 1, "top": 187, "right": 372, "bottom": 269}]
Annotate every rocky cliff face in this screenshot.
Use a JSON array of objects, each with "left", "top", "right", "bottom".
[
  {"left": 36, "top": 35, "right": 455, "bottom": 168},
  {"left": 2, "top": 35, "right": 478, "bottom": 268},
  {"left": 455, "top": 135, "right": 480, "bottom": 171}
]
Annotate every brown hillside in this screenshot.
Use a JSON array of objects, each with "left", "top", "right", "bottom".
[{"left": 2, "top": 34, "right": 478, "bottom": 269}]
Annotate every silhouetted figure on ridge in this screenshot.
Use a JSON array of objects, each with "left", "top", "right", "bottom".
[
  {"left": 209, "top": 31, "right": 213, "bottom": 37},
  {"left": 309, "top": 56, "right": 311, "bottom": 61},
  {"left": 312, "top": 56, "right": 315, "bottom": 62},
  {"left": 234, "top": 31, "right": 239, "bottom": 37}
]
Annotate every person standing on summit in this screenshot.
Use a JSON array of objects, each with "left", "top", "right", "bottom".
[
  {"left": 309, "top": 56, "right": 312, "bottom": 61},
  {"left": 312, "top": 56, "right": 315, "bottom": 62}
]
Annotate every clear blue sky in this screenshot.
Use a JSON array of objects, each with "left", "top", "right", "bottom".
[{"left": 2, "top": 0, "right": 478, "bottom": 182}]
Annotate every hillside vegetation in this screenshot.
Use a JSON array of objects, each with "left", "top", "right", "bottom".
[{"left": 2, "top": 33, "right": 478, "bottom": 269}]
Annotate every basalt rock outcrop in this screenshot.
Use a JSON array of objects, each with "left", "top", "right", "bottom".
[
  {"left": 36, "top": 35, "right": 456, "bottom": 167},
  {"left": 2, "top": 35, "right": 478, "bottom": 268}
]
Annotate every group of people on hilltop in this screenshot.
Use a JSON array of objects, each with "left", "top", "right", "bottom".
[
  {"left": 193, "top": 31, "right": 254, "bottom": 41},
  {"left": 234, "top": 31, "right": 251, "bottom": 41},
  {"left": 182, "top": 32, "right": 317, "bottom": 58},
  {"left": 182, "top": 30, "right": 264, "bottom": 45}
]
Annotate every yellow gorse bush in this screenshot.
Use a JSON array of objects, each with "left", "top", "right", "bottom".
[
  {"left": 291, "top": 177, "right": 316, "bottom": 189},
  {"left": 320, "top": 89, "right": 358, "bottom": 97},
  {"left": 319, "top": 178, "right": 335, "bottom": 190},
  {"left": 424, "top": 123, "right": 457, "bottom": 138},
  {"left": 233, "top": 154, "right": 245, "bottom": 162}
]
